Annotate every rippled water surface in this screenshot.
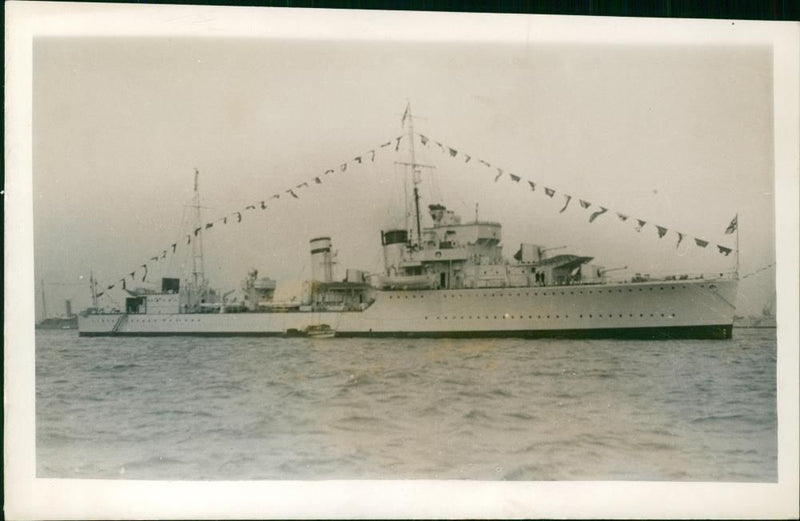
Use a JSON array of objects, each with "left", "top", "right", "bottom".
[{"left": 36, "top": 329, "right": 777, "bottom": 481}]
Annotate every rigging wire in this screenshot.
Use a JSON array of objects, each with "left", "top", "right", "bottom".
[{"left": 741, "top": 263, "right": 775, "bottom": 279}]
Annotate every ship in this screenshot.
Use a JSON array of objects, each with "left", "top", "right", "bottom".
[
  {"left": 734, "top": 295, "right": 776, "bottom": 328},
  {"left": 36, "top": 281, "right": 78, "bottom": 330},
  {"left": 78, "top": 105, "right": 739, "bottom": 340}
]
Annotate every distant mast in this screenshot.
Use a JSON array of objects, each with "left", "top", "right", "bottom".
[
  {"left": 735, "top": 214, "right": 740, "bottom": 278},
  {"left": 40, "top": 278, "right": 48, "bottom": 320},
  {"left": 89, "top": 270, "right": 98, "bottom": 309},
  {"left": 191, "top": 168, "right": 206, "bottom": 288}
]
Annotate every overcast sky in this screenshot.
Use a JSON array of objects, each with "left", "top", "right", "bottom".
[{"left": 33, "top": 36, "right": 775, "bottom": 317}]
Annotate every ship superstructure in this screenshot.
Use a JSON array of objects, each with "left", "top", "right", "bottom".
[{"left": 78, "top": 104, "right": 739, "bottom": 339}]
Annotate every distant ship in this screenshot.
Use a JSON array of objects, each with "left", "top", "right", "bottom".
[
  {"left": 36, "top": 292, "right": 78, "bottom": 330},
  {"left": 734, "top": 296, "right": 776, "bottom": 328},
  {"left": 79, "top": 106, "right": 739, "bottom": 339}
]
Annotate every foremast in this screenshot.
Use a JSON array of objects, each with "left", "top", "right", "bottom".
[{"left": 397, "top": 102, "right": 431, "bottom": 249}]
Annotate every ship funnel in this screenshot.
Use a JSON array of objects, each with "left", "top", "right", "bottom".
[
  {"left": 310, "top": 237, "right": 334, "bottom": 282},
  {"left": 381, "top": 229, "right": 408, "bottom": 275},
  {"left": 65, "top": 299, "right": 72, "bottom": 317}
]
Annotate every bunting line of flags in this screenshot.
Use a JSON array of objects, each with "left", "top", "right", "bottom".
[
  {"left": 416, "top": 132, "right": 737, "bottom": 257},
  {"left": 96, "top": 135, "right": 403, "bottom": 296},
  {"left": 94, "top": 129, "right": 740, "bottom": 298}
]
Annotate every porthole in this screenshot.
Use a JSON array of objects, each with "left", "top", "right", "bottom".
[
  {"left": 589, "top": 314, "right": 593, "bottom": 318},
  {"left": 640, "top": 314, "right": 644, "bottom": 317},
  {"left": 580, "top": 314, "right": 583, "bottom": 318},
  {"left": 547, "top": 315, "right": 550, "bottom": 319}
]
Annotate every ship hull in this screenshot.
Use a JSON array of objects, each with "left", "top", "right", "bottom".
[{"left": 78, "top": 278, "right": 738, "bottom": 340}]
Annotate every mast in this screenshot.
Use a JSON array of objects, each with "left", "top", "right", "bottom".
[
  {"left": 403, "top": 102, "right": 422, "bottom": 247},
  {"left": 40, "top": 278, "right": 48, "bottom": 320},
  {"left": 735, "top": 214, "right": 740, "bottom": 278},
  {"left": 89, "top": 270, "right": 98, "bottom": 308},
  {"left": 191, "top": 168, "right": 206, "bottom": 288}
]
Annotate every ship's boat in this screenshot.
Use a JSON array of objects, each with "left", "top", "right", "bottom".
[
  {"left": 305, "top": 324, "right": 336, "bottom": 339},
  {"left": 374, "top": 273, "right": 437, "bottom": 290},
  {"left": 78, "top": 105, "right": 739, "bottom": 340}
]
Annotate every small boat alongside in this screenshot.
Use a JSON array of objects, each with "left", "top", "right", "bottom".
[{"left": 305, "top": 324, "right": 336, "bottom": 339}]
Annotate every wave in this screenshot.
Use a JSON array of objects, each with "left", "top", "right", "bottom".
[
  {"left": 463, "top": 409, "right": 490, "bottom": 420},
  {"left": 503, "top": 411, "right": 536, "bottom": 421},
  {"left": 337, "top": 414, "right": 381, "bottom": 423},
  {"left": 152, "top": 409, "right": 214, "bottom": 418},
  {"left": 121, "top": 455, "right": 188, "bottom": 470},
  {"left": 690, "top": 413, "right": 747, "bottom": 424},
  {"left": 90, "top": 363, "right": 141, "bottom": 372}
]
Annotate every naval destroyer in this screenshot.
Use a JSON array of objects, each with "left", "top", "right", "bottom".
[{"left": 78, "top": 107, "right": 739, "bottom": 339}]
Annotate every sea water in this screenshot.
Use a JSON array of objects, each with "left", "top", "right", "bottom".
[{"left": 35, "top": 329, "right": 777, "bottom": 481}]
